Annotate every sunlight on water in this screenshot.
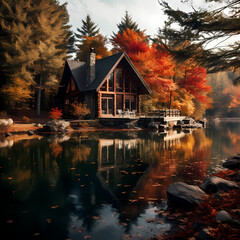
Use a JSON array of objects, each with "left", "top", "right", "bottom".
[{"left": 0, "top": 122, "right": 240, "bottom": 239}]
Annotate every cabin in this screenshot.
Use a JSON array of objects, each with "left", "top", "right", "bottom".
[{"left": 57, "top": 50, "right": 151, "bottom": 119}]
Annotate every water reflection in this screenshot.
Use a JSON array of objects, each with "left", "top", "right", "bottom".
[{"left": 0, "top": 123, "right": 240, "bottom": 239}]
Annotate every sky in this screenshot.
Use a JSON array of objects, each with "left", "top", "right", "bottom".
[{"left": 58, "top": 0, "right": 204, "bottom": 38}]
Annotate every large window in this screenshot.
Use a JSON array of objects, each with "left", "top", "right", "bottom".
[
  {"left": 115, "top": 68, "right": 123, "bottom": 92},
  {"left": 125, "top": 96, "right": 136, "bottom": 111},
  {"left": 125, "top": 76, "right": 130, "bottom": 92},
  {"left": 116, "top": 94, "right": 123, "bottom": 112},
  {"left": 100, "top": 81, "right": 107, "bottom": 91},
  {"left": 108, "top": 72, "right": 114, "bottom": 91},
  {"left": 102, "top": 94, "right": 114, "bottom": 115}
]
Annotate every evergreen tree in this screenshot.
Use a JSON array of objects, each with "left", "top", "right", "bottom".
[
  {"left": 159, "top": 0, "right": 240, "bottom": 77},
  {"left": 113, "top": 11, "right": 140, "bottom": 36},
  {"left": 0, "top": 0, "right": 73, "bottom": 114},
  {"left": 0, "top": 0, "right": 36, "bottom": 109},
  {"left": 75, "top": 15, "right": 100, "bottom": 42},
  {"left": 75, "top": 15, "right": 109, "bottom": 62},
  {"left": 30, "top": 0, "right": 70, "bottom": 116}
]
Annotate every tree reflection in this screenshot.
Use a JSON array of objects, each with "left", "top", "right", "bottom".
[{"left": 2, "top": 125, "right": 240, "bottom": 239}]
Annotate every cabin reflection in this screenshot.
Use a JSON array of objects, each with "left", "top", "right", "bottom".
[
  {"left": 97, "top": 130, "right": 188, "bottom": 168},
  {"left": 98, "top": 139, "right": 138, "bottom": 171}
]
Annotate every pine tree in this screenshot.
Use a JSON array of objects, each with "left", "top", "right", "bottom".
[
  {"left": 75, "top": 15, "right": 100, "bottom": 42},
  {"left": 75, "top": 15, "right": 109, "bottom": 62},
  {"left": 159, "top": 0, "right": 240, "bottom": 75},
  {"left": 0, "top": 0, "right": 36, "bottom": 108},
  {"left": 30, "top": 0, "right": 70, "bottom": 116},
  {"left": 113, "top": 11, "right": 140, "bottom": 36},
  {"left": 0, "top": 0, "right": 73, "bottom": 113}
]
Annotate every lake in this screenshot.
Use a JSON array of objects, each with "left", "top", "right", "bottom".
[{"left": 0, "top": 122, "right": 239, "bottom": 240}]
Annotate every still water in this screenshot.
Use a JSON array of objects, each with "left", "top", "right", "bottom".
[{"left": 0, "top": 122, "right": 240, "bottom": 240}]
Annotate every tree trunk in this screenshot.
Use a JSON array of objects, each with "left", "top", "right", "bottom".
[{"left": 37, "top": 74, "right": 42, "bottom": 117}]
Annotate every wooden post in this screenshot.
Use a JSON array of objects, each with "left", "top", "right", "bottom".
[{"left": 98, "top": 92, "right": 102, "bottom": 117}]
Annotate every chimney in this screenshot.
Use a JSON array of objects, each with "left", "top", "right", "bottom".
[{"left": 86, "top": 47, "right": 96, "bottom": 85}]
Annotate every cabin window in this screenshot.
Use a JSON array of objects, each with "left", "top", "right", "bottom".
[
  {"left": 115, "top": 68, "right": 123, "bottom": 92},
  {"left": 131, "top": 96, "right": 136, "bottom": 110},
  {"left": 125, "top": 98, "right": 130, "bottom": 110},
  {"left": 102, "top": 94, "right": 114, "bottom": 115},
  {"left": 125, "top": 76, "right": 130, "bottom": 92},
  {"left": 125, "top": 96, "right": 136, "bottom": 111},
  {"left": 108, "top": 72, "right": 114, "bottom": 91},
  {"left": 100, "top": 80, "right": 107, "bottom": 91},
  {"left": 131, "top": 83, "right": 137, "bottom": 93},
  {"left": 116, "top": 94, "right": 123, "bottom": 112}
]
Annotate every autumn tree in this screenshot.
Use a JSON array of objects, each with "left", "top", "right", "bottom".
[
  {"left": 0, "top": 0, "right": 36, "bottom": 109},
  {"left": 76, "top": 34, "right": 109, "bottom": 61},
  {"left": 0, "top": 0, "right": 72, "bottom": 114},
  {"left": 112, "top": 28, "right": 176, "bottom": 111},
  {"left": 1, "top": 78, "right": 32, "bottom": 108},
  {"left": 30, "top": 0, "right": 71, "bottom": 116}
]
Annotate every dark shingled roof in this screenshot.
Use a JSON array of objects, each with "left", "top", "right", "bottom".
[{"left": 66, "top": 52, "right": 151, "bottom": 94}]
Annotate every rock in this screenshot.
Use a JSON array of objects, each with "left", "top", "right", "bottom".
[
  {"left": 167, "top": 182, "right": 207, "bottom": 208},
  {"left": 200, "top": 176, "right": 239, "bottom": 193},
  {"left": 198, "top": 227, "right": 215, "bottom": 240},
  {"left": 216, "top": 210, "right": 240, "bottom": 229},
  {"left": 27, "top": 130, "right": 34, "bottom": 135},
  {"left": 0, "top": 118, "right": 13, "bottom": 126},
  {"left": 216, "top": 210, "right": 232, "bottom": 223},
  {"left": 223, "top": 157, "right": 240, "bottom": 169},
  {"left": 42, "top": 120, "right": 70, "bottom": 133}
]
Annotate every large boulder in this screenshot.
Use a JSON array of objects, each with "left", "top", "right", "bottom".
[
  {"left": 200, "top": 176, "right": 239, "bottom": 193},
  {"left": 223, "top": 156, "right": 240, "bottom": 169},
  {"left": 43, "top": 120, "right": 70, "bottom": 133},
  {"left": 216, "top": 210, "right": 240, "bottom": 228},
  {"left": 0, "top": 118, "right": 13, "bottom": 126},
  {"left": 167, "top": 182, "right": 207, "bottom": 208}
]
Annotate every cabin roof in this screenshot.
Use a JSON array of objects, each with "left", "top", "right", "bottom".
[{"left": 65, "top": 52, "right": 151, "bottom": 94}]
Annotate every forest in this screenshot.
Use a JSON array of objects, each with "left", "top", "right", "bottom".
[{"left": 0, "top": 0, "right": 239, "bottom": 119}]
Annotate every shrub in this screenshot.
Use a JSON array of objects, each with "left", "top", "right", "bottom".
[
  {"left": 71, "top": 102, "right": 90, "bottom": 119},
  {"left": 49, "top": 107, "right": 62, "bottom": 120}
]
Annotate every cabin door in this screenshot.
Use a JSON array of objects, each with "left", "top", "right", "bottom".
[{"left": 102, "top": 95, "right": 113, "bottom": 115}]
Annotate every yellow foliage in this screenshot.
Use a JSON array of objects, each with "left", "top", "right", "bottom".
[
  {"left": 2, "top": 77, "right": 32, "bottom": 104},
  {"left": 71, "top": 102, "right": 91, "bottom": 119}
]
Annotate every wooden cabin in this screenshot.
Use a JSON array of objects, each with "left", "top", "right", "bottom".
[{"left": 57, "top": 50, "right": 151, "bottom": 119}]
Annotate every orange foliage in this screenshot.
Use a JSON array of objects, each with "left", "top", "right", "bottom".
[
  {"left": 78, "top": 34, "right": 110, "bottom": 60},
  {"left": 178, "top": 66, "right": 212, "bottom": 106},
  {"left": 112, "top": 28, "right": 176, "bottom": 102},
  {"left": 49, "top": 143, "right": 63, "bottom": 158},
  {"left": 112, "top": 28, "right": 212, "bottom": 115},
  {"left": 224, "top": 85, "right": 240, "bottom": 110},
  {"left": 49, "top": 107, "right": 62, "bottom": 120}
]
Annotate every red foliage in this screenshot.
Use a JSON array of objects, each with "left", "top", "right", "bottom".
[
  {"left": 161, "top": 169, "right": 240, "bottom": 240},
  {"left": 178, "top": 66, "right": 211, "bottom": 105},
  {"left": 112, "top": 28, "right": 176, "bottom": 102},
  {"left": 49, "top": 107, "right": 62, "bottom": 120}
]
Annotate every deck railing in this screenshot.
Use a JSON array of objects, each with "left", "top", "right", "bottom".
[{"left": 148, "top": 109, "right": 181, "bottom": 117}]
